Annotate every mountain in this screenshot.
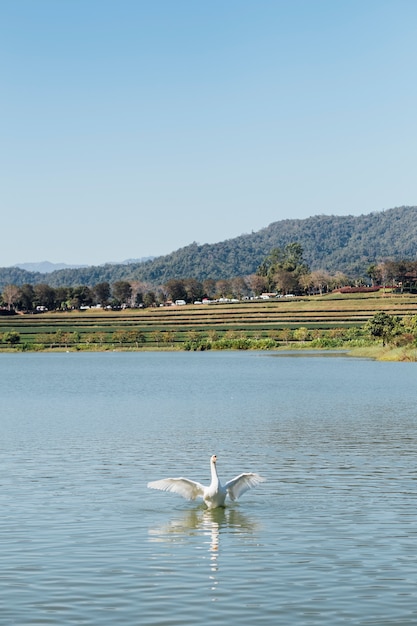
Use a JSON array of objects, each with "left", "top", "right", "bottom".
[
  {"left": 14, "top": 261, "right": 88, "bottom": 273},
  {"left": 1, "top": 206, "right": 417, "bottom": 290},
  {"left": 14, "top": 257, "right": 155, "bottom": 273}
]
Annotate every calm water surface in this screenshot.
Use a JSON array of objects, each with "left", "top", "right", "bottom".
[{"left": 1, "top": 351, "right": 417, "bottom": 625}]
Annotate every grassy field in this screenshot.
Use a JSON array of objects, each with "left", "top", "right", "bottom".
[{"left": 1, "top": 292, "right": 417, "bottom": 358}]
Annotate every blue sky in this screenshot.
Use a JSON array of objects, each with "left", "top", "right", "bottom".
[{"left": 1, "top": 0, "right": 417, "bottom": 266}]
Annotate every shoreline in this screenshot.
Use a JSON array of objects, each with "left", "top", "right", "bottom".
[{"left": 1, "top": 344, "right": 416, "bottom": 362}]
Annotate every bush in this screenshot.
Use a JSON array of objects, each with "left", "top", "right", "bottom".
[
  {"left": 184, "top": 340, "right": 211, "bottom": 351},
  {"left": 310, "top": 337, "right": 344, "bottom": 348},
  {"left": 3, "top": 331, "right": 20, "bottom": 345},
  {"left": 393, "top": 333, "right": 416, "bottom": 347}
]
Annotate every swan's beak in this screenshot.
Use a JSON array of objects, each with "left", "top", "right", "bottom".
[{"left": 212, "top": 455, "right": 217, "bottom": 463}]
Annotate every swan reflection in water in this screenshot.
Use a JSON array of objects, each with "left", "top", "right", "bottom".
[{"left": 148, "top": 506, "right": 260, "bottom": 581}]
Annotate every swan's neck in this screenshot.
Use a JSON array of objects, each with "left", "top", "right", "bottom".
[{"left": 210, "top": 460, "right": 219, "bottom": 486}]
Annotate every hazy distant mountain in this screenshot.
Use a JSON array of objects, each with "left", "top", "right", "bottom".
[
  {"left": 14, "top": 261, "right": 88, "bottom": 273},
  {"left": 14, "top": 258, "right": 154, "bottom": 273},
  {"left": 1, "top": 206, "right": 417, "bottom": 290}
]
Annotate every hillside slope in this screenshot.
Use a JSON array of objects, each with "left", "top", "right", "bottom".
[{"left": 1, "top": 206, "right": 416, "bottom": 289}]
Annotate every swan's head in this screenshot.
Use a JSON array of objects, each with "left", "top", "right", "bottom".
[{"left": 211, "top": 454, "right": 217, "bottom": 464}]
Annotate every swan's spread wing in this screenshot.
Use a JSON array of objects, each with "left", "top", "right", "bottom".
[
  {"left": 148, "top": 477, "right": 205, "bottom": 501},
  {"left": 224, "top": 473, "right": 266, "bottom": 501}
]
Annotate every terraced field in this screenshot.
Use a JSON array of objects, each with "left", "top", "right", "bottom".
[{"left": 1, "top": 292, "right": 417, "bottom": 350}]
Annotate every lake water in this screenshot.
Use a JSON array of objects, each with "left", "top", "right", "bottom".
[{"left": 1, "top": 351, "right": 417, "bottom": 625}]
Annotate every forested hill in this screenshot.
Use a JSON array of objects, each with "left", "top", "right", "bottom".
[{"left": 2, "top": 205, "right": 417, "bottom": 289}]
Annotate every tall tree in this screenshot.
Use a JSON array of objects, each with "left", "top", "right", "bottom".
[
  {"left": 18, "top": 284, "right": 35, "bottom": 311},
  {"left": 112, "top": 281, "right": 132, "bottom": 305},
  {"left": 246, "top": 274, "right": 268, "bottom": 296},
  {"left": 71, "top": 285, "right": 93, "bottom": 309},
  {"left": 273, "top": 269, "right": 299, "bottom": 295},
  {"left": 54, "top": 286, "right": 71, "bottom": 310},
  {"left": 215, "top": 279, "right": 232, "bottom": 298},
  {"left": 2, "top": 284, "right": 21, "bottom": 310},
  {"left": 202, "top": 279, "right": 216, "bottom": 299},
  {"left": 257, "top": 243, "right": 309, "bottom": 292},
  {"left": 231, "top": 276, "right": 250, "bottom": 299},
  {"left": 310, "top": 270, "right": 332, "bottom": 295},
  {"left": 130, "top": 281, "right": 148, "bottom": 307},
  {"left": 93, "top": 282, "right": 111, "bottom": 306},
  {"left": 143, "top": 291, "right": 157, "bottom": 307},
  {"left": 184, "top": 278, "right": 204, "bottom": 303},
  {"left": 165, "top": 279, "right": 187, "bottom": 302},
  {"left": 34, "top": 284, "right": 56, "bottom": 310}
]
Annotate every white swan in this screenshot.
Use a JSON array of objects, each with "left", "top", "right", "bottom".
[{"left": 148, "top": 454, "right": 266, "bottom": 509}]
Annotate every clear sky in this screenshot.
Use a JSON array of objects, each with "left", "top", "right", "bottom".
[{"left": 1, "top": 0, "right": 417, "bottom": 267}]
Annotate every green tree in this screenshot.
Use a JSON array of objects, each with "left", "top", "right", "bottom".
[
  {"left": 367, "top": 264, "right": 380, "bottom": 286},
  {"left": 257, "top": 243, "right": 309, "bottom": 293},
  {"left": 365, "top": 312, "right": 400, "bottom": 346},
  {"left": 54, "top": 286, "right": 72, "bottom": 310},
  {"left": 71, "top": 285, "right": 93, "bottom": 309},
  {"left": 112, "top": 281, "right": 132, "bottom": 306},
  {"left": 281, "top": 242, "right": 307, "bottom": 272},
  {"left": 143, "top": 291, "right": 157, "bottom": 307},
  {"left": 3, "top": 331, "right": 20, "bottom": 345},
  {"left": 403, "top": 314, "right": 417, "bottom": 335},
  {"left": 18, "top": 284, "right": 35, "bottom": 311},
  {"left": 165, "top": 279, "right": 187, "bottom": 303},
  {"left": 93, "top": 282, "right": 111, "bottom": 307},
  {"left": 293, "top": 327, "right": 310, "bottom": 342},
  {"left": 184, "top": 278, "right": 204, "bottom": 303},
  {"left": 34, "top": 284, "right": 56, "bottom": 310},
  {"left": 202, "top": 278, "right": 216, "bottom": 299}
]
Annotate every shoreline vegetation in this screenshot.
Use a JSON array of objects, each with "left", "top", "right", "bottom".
[{"left": 1, "top": 292, "right": 417, "bottom": 362}]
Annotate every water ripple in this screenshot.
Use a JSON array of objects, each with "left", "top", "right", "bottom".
[{"left": 1, "top": 352, "right": 417, "bottom": 624}]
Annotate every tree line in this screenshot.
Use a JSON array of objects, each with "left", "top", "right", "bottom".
[
  {"left": 1, "top": 245, "right": 417, "bottom": 313},
  {"left": 0, "top": 277, "right": 248, "bottom": 312}
]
